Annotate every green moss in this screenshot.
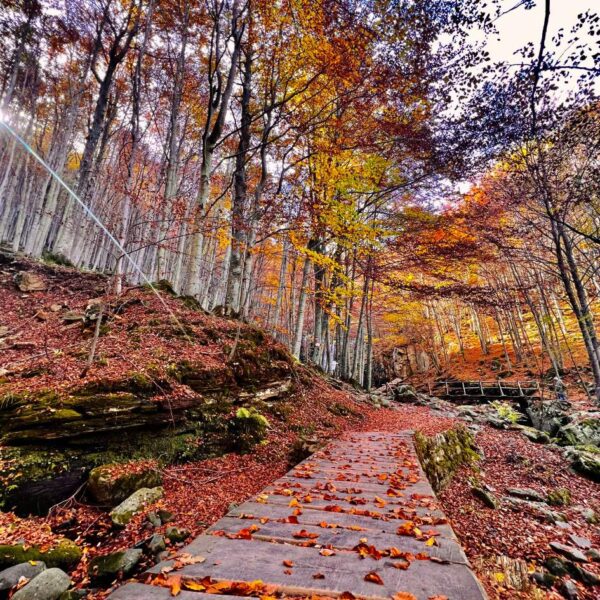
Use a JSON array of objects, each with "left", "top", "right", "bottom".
[
  {"left": 0, "top": 539, "right": 82, "bottom": 568},
  {"left": 41, "top": 251, "right": 74, "bottom": 268},
  {"left": 546, "top": 488, "right": 571, "bottom": 507},
  {"left": 414, "top": 426, "right": 480, "bottom": 493},
  {"left": 227, "top": 408, "right": 269, "bottom": 453}
]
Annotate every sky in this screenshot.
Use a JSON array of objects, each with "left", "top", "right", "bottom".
[{"left": 483, "top": 0, "right": 598, "bottom": 65}]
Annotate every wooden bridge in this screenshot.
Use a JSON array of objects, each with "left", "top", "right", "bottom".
[
  {"left": 427, "top": 379, "right": 547, "bottom": 399},
  {"left": 109, "top": 432, "right": 486, "bottom": 600}
]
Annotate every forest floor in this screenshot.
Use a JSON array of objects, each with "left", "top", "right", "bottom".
[{"left": 0, "top": 253, "right": 598, "bottom": 600}]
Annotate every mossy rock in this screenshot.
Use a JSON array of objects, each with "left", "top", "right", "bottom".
[
  {"left": 88, "top": 548, "right": 142, "bottom": 583},
  {"left": 0, "top": 539, "right": 82, "bottom": 569},
  {"left": 109, "top": 486, "right": 164, "bottom": 527},
  {"left": 88, "top": 463, "right": 163, "bottom": 505},
  {"left": 414, "top": 426, "right": 479, "bottom": 493},
  {"left": 78, "top": 373, "right": 158, "bottom": 396},
  {"left": 546, "top": 488, "right": 571, "bottom": 507},
  {"left": 567, "top": 447, "right": 600, "bottom": 481}
]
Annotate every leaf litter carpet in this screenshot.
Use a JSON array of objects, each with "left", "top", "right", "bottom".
[{"left": 109, "top": 431, "right": 486, "bottom": 600}]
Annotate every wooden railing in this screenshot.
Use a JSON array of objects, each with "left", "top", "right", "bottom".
[{"left": 427, "top": 380, "right": 547, "bottom": 398}]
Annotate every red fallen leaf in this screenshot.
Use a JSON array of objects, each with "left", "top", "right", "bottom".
[
  {"left": 286, "top": 515, "right": 299, "bottom": 524},
  {"left": 340, "top": 592, "right": 356, "bottom": 599},
  {"left": 293, "top": 529, "right": 319, "bottom": 539},
  {"left": 283, "top": 560, "right": 294, "bottom": 567},
  {"left": 283, "top": 569, "right": 292, "bottom": 575},
  {"left": 324, "top": 505, "right": 343, "bottom": 512},
  {"left": 429, "top": 556, "right": 450, "bottom": 564},
  {"left": 415, "top": 552, "right": 429, "bottom": 560},
  {"left": 313, "top": 572, "right": 326, "bottom": 579},
  {"left": 393, "top": 593, "right": 417, "bottom": 600},
  {"left": 364, "top": 571, "right": 384, "bottom": 585},
  {"left": 428, "top": 596, "right": 449, "bottom": 600}
]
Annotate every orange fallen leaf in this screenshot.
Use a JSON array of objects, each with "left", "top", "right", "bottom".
[
  {"left": 393, "top": 593, "right": 417, "bottom": 600},
  {"left": 364, "top": 571, "right": 384, "bottom": 585},
  {"left": 182, "top": 580, "right": 206, "bottom": 592},
  {"left": 283, "top": 560, "right": 294, "bottom": 568}
]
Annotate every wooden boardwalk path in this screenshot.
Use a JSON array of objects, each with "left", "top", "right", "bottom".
[{"left": 110, "top": 432, "right": 486, "bottom": 600}]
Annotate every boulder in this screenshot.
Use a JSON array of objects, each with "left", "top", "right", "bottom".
[
  {"left": 109, "top": 487, "right": 163, "bottom": 527},
  {"left": 0, "top": 561, "right": 46, "bottom": 593},
  {"left": 165, "top": 526, "right": 190, "bottom": 543},
  {"left": 564, "top": 446, "right": 600, "bottom": 481},
  {"left": 413, "top": 426, "right": 479, "bottom": 493},
  {"left": 587, "top": 548, "right": 600, "bottom": 562},
  {"left": 0, "top": 540, "right": 81, "bottom": 569},
  {"left": 520, "top": 427, "right": 550, "bottom": 444},
  {"left": 558, "top": 414, "right": 600, "bottom": 447},
  {"left": 88, "top": 463, "right": 162, "bottom": 505},
  {"left": 11, "top": 568, "right": 71, "bottom": 600},
  {"left": 14, "top": 272, "right": 47, "bottom": 293},
  {"left": 158, "top": 509, "right": 174, "bottom": 523},
  {"left": 560, "top": 579, "right": 579, "bottom": 600},
  {"left": 88, "top": 549, "right": 142, "bottom": 584},
  {"left": 530, "top": 571, "right": 556, "bottom": 588},
  {"left": 549, "top": 541, "right": 588, "bottom": 563},
  {"left": 507, "top": 487, "right": 545, "bottom": 502},
  {"left": 471, "top": 487, "right": 499, "bottom": 509},
  {"left": 146, "top": 534, "right": 166, "bottom": 555},
  {"left": 544, "top": 556, "right": 569, "bottom": 577},
  {"left": 392, "top": 384, "right": 418, "bottom": 403},
  {"left": 526, "top": 399, "right": 570, "bottom": 436}
]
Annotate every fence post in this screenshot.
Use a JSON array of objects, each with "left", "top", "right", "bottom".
[
  {"left": 499, "top": 381, "right": 504, "bottom": 396},
  {"left": 445, "top": 382, "right": 449, "bottom": 395}
]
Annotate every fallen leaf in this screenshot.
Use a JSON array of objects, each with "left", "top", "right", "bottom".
[
  {"left": 293, "top": 529, "right": 319, "bottom": 539},
  {"left": 364, "top": 571, "right": 384, "bottom": 585}
]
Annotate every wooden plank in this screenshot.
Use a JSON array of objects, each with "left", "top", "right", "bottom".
[{"left": 107, "top": 432, "right": 486, "bottom": 600}]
